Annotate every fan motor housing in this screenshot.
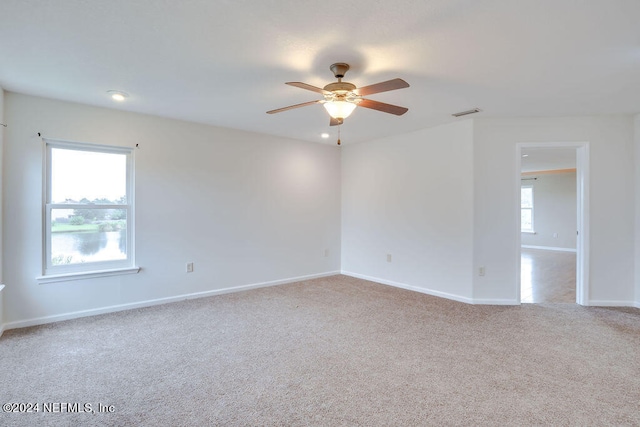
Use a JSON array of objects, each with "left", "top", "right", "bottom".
[{"left": 323, "top": 81, "right": 357, "bottom": 93}]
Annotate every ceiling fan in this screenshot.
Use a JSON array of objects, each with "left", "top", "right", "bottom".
[{"left": 267, "top": 63, "right": 410, "bottom": 126}]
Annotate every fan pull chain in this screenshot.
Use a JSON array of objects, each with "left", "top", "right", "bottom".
[{"left": 337, "top": 126, "right": 341, "bottom": 146}]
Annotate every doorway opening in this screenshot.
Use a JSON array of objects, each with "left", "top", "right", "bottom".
[{"left": 516, "top": 143, "right": 589, "bottom": 305}]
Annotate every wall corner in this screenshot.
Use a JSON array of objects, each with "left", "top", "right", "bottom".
[
  {"left": 633, "top": 114, "right": 640, "bottom": 306},
  {"left": 0, "top": 87, "right": 4, "bottom": 331}
]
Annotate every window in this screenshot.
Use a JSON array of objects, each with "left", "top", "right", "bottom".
[
  {"left": 42, "top": 139, "right": 137, "bottom": 280},
  {"left": 521, "top": 185, "right": 534, "bottom": 233}
]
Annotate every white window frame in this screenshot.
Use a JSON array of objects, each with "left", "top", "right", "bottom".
[
  {"left": 39, "top": 139, "right": 138, "bottom": 282},
  {"left": 521, "top": 185, "right": 535, "bottom": 233}
]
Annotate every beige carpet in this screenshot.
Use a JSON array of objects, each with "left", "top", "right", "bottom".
[{"left": 1, "top": 275, "right": 639, "bottom": 426}]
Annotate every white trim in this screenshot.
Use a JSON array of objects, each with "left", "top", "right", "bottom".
[
  {"left": 3, "top": 271, "right": 340, "bottom": 331},
  {"left": 471, "top": 298, "right": 520, "bottom": 306},
  {"left": 521, "top": 245, "right": 577, "bottom": 253},
  {"left": 576, "top": 144, "right": 590, "bottom": 305},
  {"left": 516, "top": 149, "right": 523, "bottom": 303},
  {"left": 586, "top": 300, "right": 637, "bottom": 307},
  {"left": 341, "top": 271, "right": 520, "bottom": 305},
  {"left": 633, "top": 302, "right": 640, "bottom": 309},
  {"left": 36, "top": 266, "right": 141, "bottom": 284},
  {"left": 341, "top": 270, "right": 475, "bottom": 304},
  {"left": 0, "top": 284, "right": 5, "bottom": 337},
  {"left": 43, "top": 138, "right": 134, "bottom": 155}
]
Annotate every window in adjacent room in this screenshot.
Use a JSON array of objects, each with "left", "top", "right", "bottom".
[
  {"left": 521, "top": 185, "right": 534, "bottom": 233},
  {"left": 42, "top": 139, "right": 136, "bottom": 279}
]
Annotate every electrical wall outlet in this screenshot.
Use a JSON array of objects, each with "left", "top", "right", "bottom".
[
  {"left": 478, "top": 267, "right": 486, "bottom": 276},
  {"left": 387, "top": 254, "right": 392, "bottom": 263},
  {"left": 186, "top": 262, "right": 194, "bottom": 273},
  {"left": 324, "top": 249, "right": 329, "bottom": 257}
]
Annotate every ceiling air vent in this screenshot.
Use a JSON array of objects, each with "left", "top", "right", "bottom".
[{"left": 452, "top": 108, "right": 481, "bottom": 117}]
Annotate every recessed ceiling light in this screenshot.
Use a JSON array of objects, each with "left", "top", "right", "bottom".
[
  {"left": 321, "top": 133, "right": 330, "bottom": 139},
  {"left": 107, "top": 90, "right": 129, "bottom": 101}
]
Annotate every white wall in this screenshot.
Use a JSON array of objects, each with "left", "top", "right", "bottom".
[
  {"left": 341, "top": 120, "right": 475, "bottom": 302},
  {"left": 3, "top": 92, "right": 341, "bottom": 326},
  {"left": 521, "top": 172, "right": 576, "bottom": 250},
  {"left": 3, "top": 92, "right": 638, "bottom": 327},
  {"left": 473, "top": 117, "right": 635, "bottom": 305}
]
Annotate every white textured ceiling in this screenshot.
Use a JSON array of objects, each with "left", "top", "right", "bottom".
[{"left": 1, "top": 0, "right": 640, "bottom": 144}]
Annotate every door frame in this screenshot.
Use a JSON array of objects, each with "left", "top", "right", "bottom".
[{"left": 515, "top": 142, "right": 589, "bottom": 305}]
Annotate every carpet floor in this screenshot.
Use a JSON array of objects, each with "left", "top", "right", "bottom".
[{"left": 1, "top": 275, "right": 639, "bottom": 426}]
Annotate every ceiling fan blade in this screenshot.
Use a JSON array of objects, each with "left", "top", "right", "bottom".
[
  {"left": 354, "top": 78, "right": 410, "bottom": 96},
  {"left": 329, "top": 117, "right": 344, "bottom": 126},
  {"left": 358, "top": 99, "right": 408, "bottom": 116},
  {"left": 286, "top": 82, "right": 329, "bottom": 94},
  {"left": 267, "top": 100, "right": 322, "bottom": 114}
]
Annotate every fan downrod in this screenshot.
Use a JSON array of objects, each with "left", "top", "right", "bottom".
[{"left": 330, "top": 63, "right": 350, "bottom": 79}]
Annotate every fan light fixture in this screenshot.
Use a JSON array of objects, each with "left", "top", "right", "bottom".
[{"left": 323, "top": 100, "right": 357, "bottom": 119}]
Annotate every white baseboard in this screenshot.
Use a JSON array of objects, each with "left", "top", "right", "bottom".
[
  {"left": 586, "top": 300, "right": 637, "bottom": 307},
  {"left": 3, "top": 271, "right": 341, "bottom": 332},
  {"left": 521, "top": 245, "right": 577, "bottom": 253},
  {"left": 471, "top": 298, "right": 521, "bottom": 305},
  {"left": 341, "top": 270, "right": 475, "bottom": 304},
  {"left": 341, "top": 271, "right": 521, "bottom": 306}
]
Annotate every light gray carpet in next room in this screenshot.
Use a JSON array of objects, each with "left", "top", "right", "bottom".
[{"left": 1, "top": 275, "right": 639, "bottom": 426}]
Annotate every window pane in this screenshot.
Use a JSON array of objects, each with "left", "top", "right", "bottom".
[
  {"left": 521, "top": 187, "right": 533, "bottom": 208},
  {"left": 51, "top": 208, "right": 127, "bottom": 265},
  {"left": 521, "top": 209, "right": 532, "bottom": 231},
  {"left": 51, "top": 148, "right": 127, "bottom": 204}
]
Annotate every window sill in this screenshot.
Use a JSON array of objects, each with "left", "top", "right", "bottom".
[
  {"left": 37, "top": 266, "right": 140, "bottom": 284},
  {"left": 521, "top": 231, "right": 537, "bottom": 234}
]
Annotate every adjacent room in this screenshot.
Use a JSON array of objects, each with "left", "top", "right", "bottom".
[
  {"left": 520, "top": 147, "right": 578, "bottom": 303},
  {"left": 1, "top": 1, "right": 639, "bottom": 425}
]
